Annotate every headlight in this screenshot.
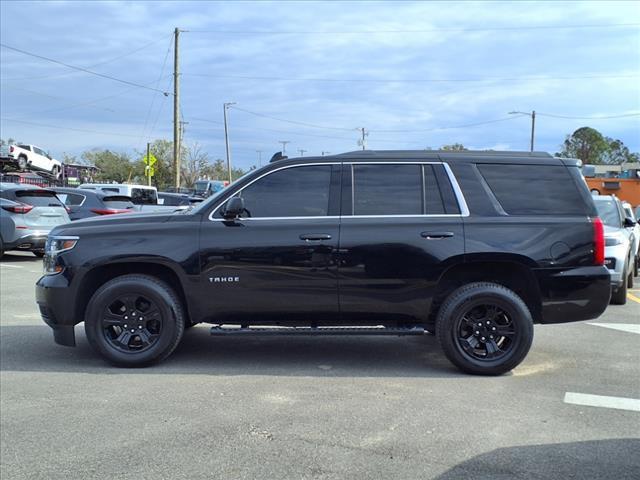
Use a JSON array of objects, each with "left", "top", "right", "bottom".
[{"left": 43, "top": 236, "right": 78, "bottom": 275}]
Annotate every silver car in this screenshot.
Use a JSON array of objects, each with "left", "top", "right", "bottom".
[
  {"left": 0, "top": 182, "right": 70, "bottom": 258},
  {"left": 621, "top": 201, "right": 640, "bottom": 277},
  {"left": 593, "top": 195, "right": 635, "bottom": 304}
]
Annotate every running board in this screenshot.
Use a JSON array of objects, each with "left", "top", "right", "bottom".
[{"left": 210, "top": 326, "right": 425, "bottom": 336}]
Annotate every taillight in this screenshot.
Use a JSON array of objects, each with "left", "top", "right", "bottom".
[
  {"left": 90, "top": 208, "right": 133, "bottom": 215},
  {"left": 593, "top": 217, "right": 605, "bottom": 266},
  {"left": 2, "top": 203, "right": 33, "bottom": 214}
]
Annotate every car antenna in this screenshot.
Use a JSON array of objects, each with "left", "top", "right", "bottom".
[{"left": 270, "top": 151, "right": 288, "bottom": 163}]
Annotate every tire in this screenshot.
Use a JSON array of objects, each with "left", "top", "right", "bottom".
[
  {"left": 611, "top": 269, "right": 628, "bottom": 305},
  {"left": 634, "top": 257, "right": 639, "bottom": 278},
  {"left": 627, "top": 266, "right": 633, "bottom": 288},
  {"left": 0, "top": 236, "right": 4, "bottom": 259},
  {"left": 84, "top": 274, "right": 185, "bottom": 367},
  {"left": 436, "top": 282, "right": 534, "bottom": 376},
  {"left": 32, "top": 251, "right": 45, "bottom": 258},
  {"left": 17, "top": 156, "right": 28, "bottom": 171}
]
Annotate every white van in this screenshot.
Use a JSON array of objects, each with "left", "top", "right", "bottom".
[{"left": 78, "top": 183, "right": 158, "bottom": 205}]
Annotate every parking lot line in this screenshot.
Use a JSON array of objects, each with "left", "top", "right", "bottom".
[
  {"left": 564, "top": 392, "right": 640, "bottom": 412},
  {"left": 627, "top": 293, "right": 640, "bottom": 304},
  {"left": 0, "top": 264, "right": 22, "bottom": 269},
  {"left": 588, "top": 323, "right": 640, "bottom": 335}
]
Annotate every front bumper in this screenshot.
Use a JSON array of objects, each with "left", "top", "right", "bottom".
[
  {"left": 536, "top": 265, "right": 611, "bottom": 324},
  {"left": 36, "top": 273, "right": 77, "bottom": 346}
]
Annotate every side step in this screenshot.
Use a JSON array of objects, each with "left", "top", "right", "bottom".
[{"left": 210, "top": 326, "right": 425, "bottom": 336}]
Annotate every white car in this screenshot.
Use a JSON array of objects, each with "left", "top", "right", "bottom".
[
  {"left": 593, "top": 195, "right": 635, "bottom": 304},
  {"left": 4, "top": 144, "right": 62, "bottom": 178},
  {"left": 622, "top": 201, "right": 640, "bottom": 277}
]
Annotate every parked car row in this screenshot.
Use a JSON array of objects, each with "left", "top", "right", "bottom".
[
  {"left": 592, "top": 194, "right": 640, "bottom": 304},
  {"left": 0, "top": 182, "right": 210, "bottom": 257}
]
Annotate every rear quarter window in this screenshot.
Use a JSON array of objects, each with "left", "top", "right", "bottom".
[{"left": 477, "top": 164, "right": 589, "bottom": 216}]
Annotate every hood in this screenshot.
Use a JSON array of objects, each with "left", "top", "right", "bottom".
[{"left": 50, "top": 211, "right": 178, "bottom": 237}]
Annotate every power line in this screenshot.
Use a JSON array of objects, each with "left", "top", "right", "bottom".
[
  {"left": 188, "top": 23, "right": 640, "bottom": 34},
  {"left": 536, "top": 112, "right": 640, "bottom": 120},
  {"left": 0, "top": 43, "right": 171, "bottom": 96},
  {"left": 0, "top": 117, "right": 143, "bottom": 138},
  {"left": 230, "top": 106, "right": 355, "bottom": 131},
  {"left": 185, "top": 72, "right": 640, "bottom": 84},
  {"left": 371, "top": 115, "right": 528, "bottom": 133},
  {"left": 0, "top": 34, "right": 172, "bottom": 82}
]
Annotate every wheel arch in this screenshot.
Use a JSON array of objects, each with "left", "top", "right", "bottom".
[
  {"left": 431, "top": 256, "right": 542, "bottom": 324},
  {"left": 75, "top": 260, "right": 193, "bottom": 327}
]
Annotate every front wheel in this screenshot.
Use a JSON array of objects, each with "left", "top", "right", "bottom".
[
  {"left": 51, "top": 165, "right": 61, "bottom": 180},
  {"left": 611, "top": 268, "right": 628, "bottom": 305},
  {"left": 436, "top": 282, "right": 534, "bottom": 375},
  {"left": 84, "top": 275, "right": 185, "bottom": 367},
  {"left": 18, "top": 156, "right": 28, "bottom": 170}
]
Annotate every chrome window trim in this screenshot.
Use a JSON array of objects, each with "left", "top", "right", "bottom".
[
  {"left": 207, "top": 160, "right": 470, "bottom": 221},
  {"left": 209, "top": 163, "right": 339, "bottom": 220}
]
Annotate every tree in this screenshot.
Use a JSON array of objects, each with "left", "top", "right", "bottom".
[
  {"left": 0, "top": 138, "right": 17, "bottom": 146},
  {"left": 441, "top": 143, "right": 468, "bottom": 151},
  {"left": 134, "top": 139, "right": 186, "bottom": 189},
  {"left": 602, "top": 138, "right": 639, "bottom": 165},
  {"left": 557, "top": 127, "right": 610, "bottom": 164},
  {"left": 82, "top": 149, "right": 138, "bottom": 183},
  {"left": 181, "top": 142, "right": 210, "bottom": 187}
]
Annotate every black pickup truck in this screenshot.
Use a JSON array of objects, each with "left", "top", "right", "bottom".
[{"left": 36, "top": 150, "right": 610, "bottom": 375}]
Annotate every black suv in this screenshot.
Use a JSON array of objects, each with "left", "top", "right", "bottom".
[{"left": 36, "top": 150, "right": 610, "bottom": 375}]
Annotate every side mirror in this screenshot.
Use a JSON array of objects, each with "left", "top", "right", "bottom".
[
  {"left": 623, "top": 217, "right": 635, "bottom": 228},
  {"left": 223, "top": 197, "right": 244, "bottom": 219}
]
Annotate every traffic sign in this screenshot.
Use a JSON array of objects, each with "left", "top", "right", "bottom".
[
  {"left": 143, "top": 153, "right": 157, "bottom": 166},
  {"left": 145, "top": 165, "right": 155, "bottom": 177}
]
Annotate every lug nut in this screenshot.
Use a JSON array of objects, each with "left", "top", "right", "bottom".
[
  {"left": 124, "top": 324, "right": 128, "bottom": 328},
  {"left": 132, "top": 312, "right": 136, "bottom": 316},
  {"left": 489, "top": 335, "right": 494, "bottom": 339},
  {"left": 475, "top": 331, "right": 480, "bottom": 335},
  {"left": 124, "top": 316, "right": 128, "bottom": 320},
  {"left": 130, "top": 329, "right": 135, "bottom": 333},
  {"left": 492, "top": 327, "right": 496, "bottom": 331},
  {"left": 138, "top": 326, "right": 142, "bottom": 329},
  {"left": 486, "top": 321, "right": 490, "bottom": 325},
  {"left": 481, "top": 337, "right": 486, "bottom": 341}
]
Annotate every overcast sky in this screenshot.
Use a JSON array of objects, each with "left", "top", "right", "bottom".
[{"left": 1, "top": 0, "right": 639, "bottom": 169}]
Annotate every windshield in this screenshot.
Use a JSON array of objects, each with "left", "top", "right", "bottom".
[
  {"left": 594, "top": 199, "right": 621, "bottom": 228},
  {"left": 194, "top": 181, "right": 209, "bottom": 193}
]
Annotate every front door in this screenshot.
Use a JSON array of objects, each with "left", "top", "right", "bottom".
[{"left": 198, "top": 163, "right": 341, "bottom": 325}]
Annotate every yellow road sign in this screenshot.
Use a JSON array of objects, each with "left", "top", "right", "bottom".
[
  {"left": 143, "top": 153, "right": 157, "bottom": 166},
  {"left": 145, "top": 165, "right": 155, "bottom": 177}
]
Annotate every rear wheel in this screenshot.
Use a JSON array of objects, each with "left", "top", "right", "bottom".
[
  {"left": 611, "top": 269, "right": 628, "bottom": 305},
  {"left": 18, "top": 155, "right": 28, "bottom": 170},
  {"left": 436, "top": 282, "right": 534, "bottom": 375},
  {"left": 84, "top": 275, "right": 185, "bottom": 367}
]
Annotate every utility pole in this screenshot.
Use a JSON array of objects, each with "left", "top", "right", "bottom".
[
  {"left": 508, "top": 110, "right": 536, "bottom": 152},
  {"left": 530, "top": 110, "right": 536, "bottom": 152},
  {"left": 173, "top": 27, "right": 180, "bottom": 188},
  {"left": 298, "top": 149, "right": 307, "bottom": 157},
  {"left": 256, "top": 150, "right": 263, "bottom": 167},
  {"left": 278, "top": 141, "right": 290, "bottom": 155},
  {"left": 223, "top": 102, "right": 236, "bottom": 183},
  {"left": 357, "top": 127, "right": 368, "bottom": 150}
]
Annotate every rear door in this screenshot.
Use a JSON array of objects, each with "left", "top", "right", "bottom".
[{"left": 337, "top": 162, "right": 466, "bottom": 324}]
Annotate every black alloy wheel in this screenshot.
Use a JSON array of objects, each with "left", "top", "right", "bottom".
[
  {"left": 85, "top": 275, "right": 185, "bottom": 367},
  {"left": 455, "top": 304, "right": 516, "bottom": 361},
  {"left": 100, "top": 294, "right": 164, "bottom": 353},
  {"left": 436, "top": 282, "right": 534, "bottom": 375}
]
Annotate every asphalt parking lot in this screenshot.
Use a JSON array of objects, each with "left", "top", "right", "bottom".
[{"left": 1, "top": 251, "right": 639, "bottom": 480}]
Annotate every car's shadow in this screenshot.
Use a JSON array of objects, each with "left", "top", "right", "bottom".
[
  {"left": 434, "top": 438, "right": 640, "bottom": 480},
  {"left": 0, "top": 252, "right": 42, "bottom": 263},
  {"left": 0, "top": 324, "right": 466, "bottom": 378}
]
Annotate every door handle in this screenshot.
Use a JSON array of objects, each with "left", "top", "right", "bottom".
[
  {"left": 421, "top": 231, "right": 454, "bottom": 239},
  {"left": 299, "top": 233, "right": 332, "bottom": 241}
]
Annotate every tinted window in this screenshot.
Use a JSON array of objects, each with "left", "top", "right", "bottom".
[
  {"left": 131, "top": 188, "right": 157, "bottom": 205},
  {"left": 103, "top": 196, "right": 134, "bottom": 209},
  {"left": 15, "top": 190, "right": 65, "bottom": 207},
  {"left": 353, "top": 164, "right": 422, "bottom": 215},
  {"left": 58, "top": 192, "right": 85, "bottom": 206},
  {"left": 424, "top": 165, "right": 445, "bottom": 214},
  {"left": 159, "top": 194, "right": 189, "bottom": 206},
  {"left": 477, "top": 164, "right": 587, "bottom": 215},
  {"left": 229, "top": 165, "right": 331, "bottom": 218},
  {"left": 594, "top": 199, "right": 622, "bottom": 227}
]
